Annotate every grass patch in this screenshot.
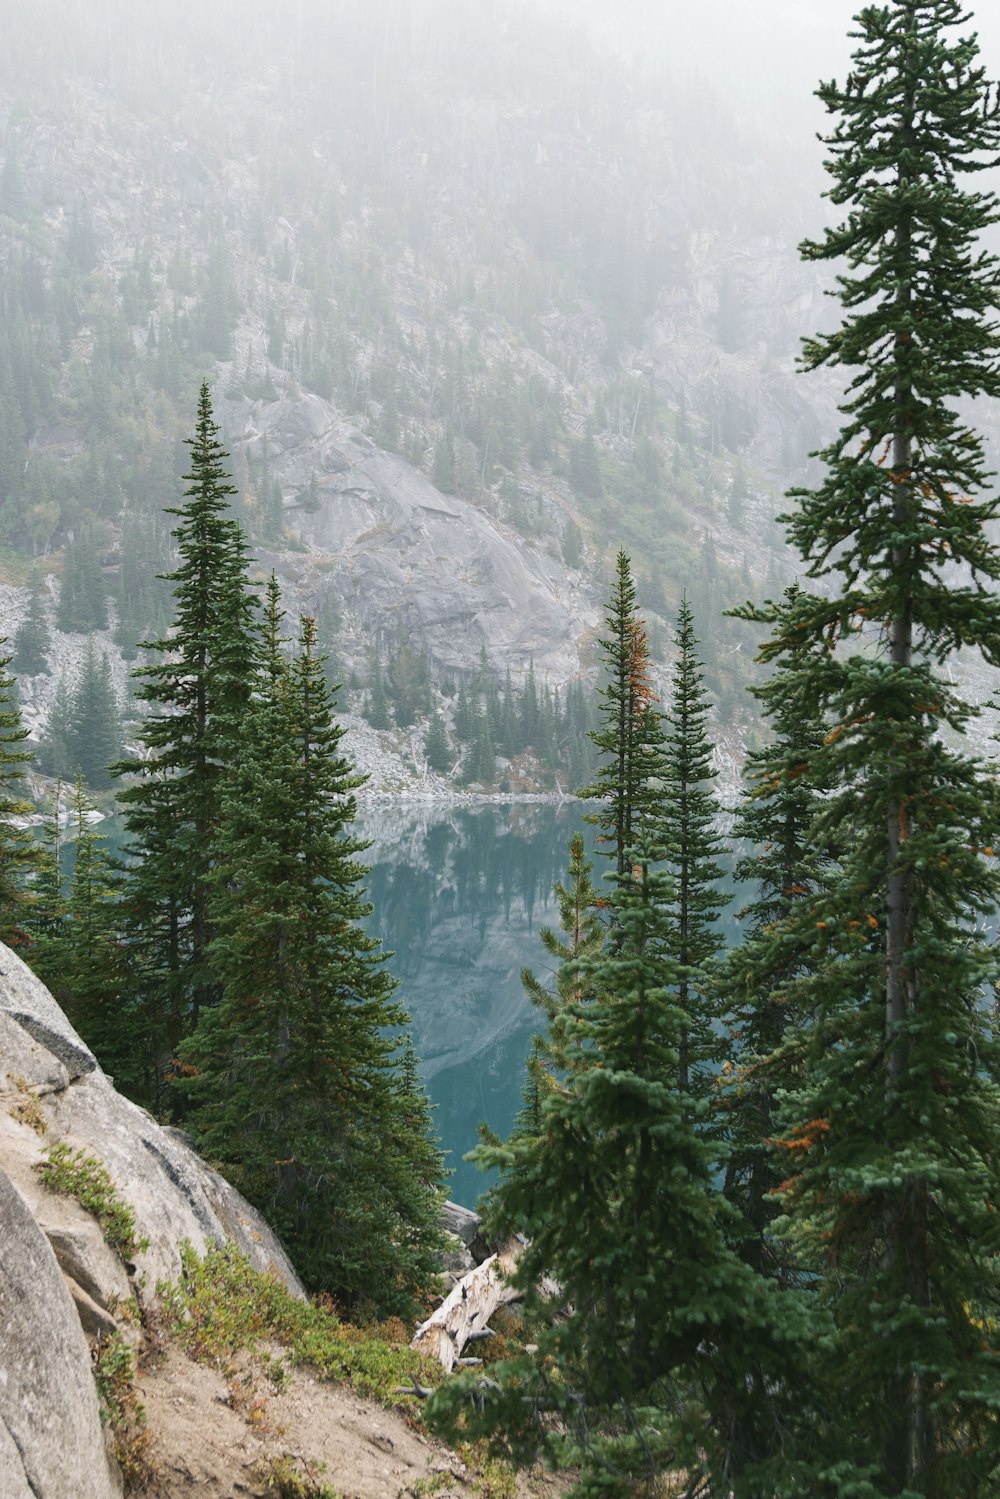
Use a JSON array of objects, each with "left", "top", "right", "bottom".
[
  {"left": 9, "top": 1076, "right": 48, "bottom": 1135},
  {"left": 160, "top": 1241, "right": 443, "bottom": 1407},
  {"left": 93, "top": 1331, "right": 151, "bottom": 1491},
  {"left": 36, "top": 1141, "right": 148, "bottom": 1262},
  {"left": 254, "top": 1453, "right": 343, "bottom": 1497}
]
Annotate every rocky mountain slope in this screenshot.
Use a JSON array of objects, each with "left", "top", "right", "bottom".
[
  {"left": 0, "top": 940, "right": 560, "bottom": 1498},
  {"left": 0, "top": 0, "right": 851, "bottom": 794}
]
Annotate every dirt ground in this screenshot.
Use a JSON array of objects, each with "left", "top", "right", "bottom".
[{"left": 136, "top": 1343, "right": 566, "bottom": 1499}]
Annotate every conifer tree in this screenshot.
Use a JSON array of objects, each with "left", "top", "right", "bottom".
[
  {"left": 59, "top": 777, "right": 132, "bottom": 1086},
  {"left": 655, "top": 596, "right": 729, "bottom": 1095},
  {"left": 39, "top": 676, "right": 74, "bottom": 783},
  {"left": 58, "top": 519, "right": 108, "bottom": 633},
  {"left": 70, "top": 640, "right": 122, "bottom": 791},
  {"left": 721, "top": 586, "right": 831, "bottom": 1283},
  {"left": 13, "top": 569, "right": 50, "bottom": 675},
  {"left": 580, "top": 551, "right": 665, "bottom": 877},
  {"left": 0, "top": 639, "right": 37, "bottom": 946},
  {"left": 23, "top": 783, "right": 69, "bottom": 1001},
  {"left": 423, "top": 712, "right": 451, "bottom": 775},
  {"left": 437, "top": 827, "right": 809, "bottom": 1496},
  {"left": 181, "top": 612, "right": 444, "bottom": 1312},
  {"left": 742, "top": 6, "right": 1000, "bottom": 1487},
  {"left": 115, "top": 383, "right": 258, "bottom": 1094}
]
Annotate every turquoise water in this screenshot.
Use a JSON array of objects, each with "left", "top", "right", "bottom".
[
  {"left": 358, "top": 802, "right": 597, "bottom": 1207},
  {"left": 358, "top": 802, "right": 741, "bottom": 1208}
]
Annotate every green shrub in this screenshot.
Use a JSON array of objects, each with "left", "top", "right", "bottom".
[
  {"left": 36, "top": 1142, "right": 148, "bottom": 1261},
  {"left": 160, "top": 1241, "right": 441, "bottom": 1407}
]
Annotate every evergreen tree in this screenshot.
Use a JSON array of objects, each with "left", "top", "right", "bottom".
[
  {"left": 23, "top": 782, "right": 69, "bottom": 1002},
  {"left": 70, "top": 640, "right": 122, "bottom": 791},
  {"left": 58, "top": 520, "right": 108, "bottom": 633},
  {"left": 181, "top": 614, "right": 444, "bottom": 1312},
  {"left": 0, "top": 640, "right": 37, "bottom": 946},
  {"left": 39, "top": 676, "right": 74, "bottom": 783},
  {"left": 580, "top": 551, "right": 665, "bottom": 878},
  {"left": 741, "top": 6, "right": 1000, "bottom": 1487},
  {"left": 423, "top": 712, "right": 451, "bottom": 775},
  {"left": 655, "top": 596, "right": 729, "bottom": 1095},
  {"left": 436, "top": 827, "right": 808, "bottom": 1496},
  {"left": 59, "top": 777, "right": 131, "bottom": 1086},
  {"left": 365, "top": 648, "right": 391, "bottom": 729},
  {"left": 115, "top": 383, "right": 258, "bottom": 1099},
  {"left": 13, "top": 569, "right": 50, "bottom": 675},
  {"left": 721, "top": 586, "right": 831, "bottom": 1283}
]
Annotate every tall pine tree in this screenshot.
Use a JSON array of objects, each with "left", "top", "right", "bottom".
[
  {"left": 180, "top": 610, "right": 444, "bottom": 1312},
  {"left": 744, "top": 5, "right": 1000, "bottom": 1488},
  {"left": 655, "top": 595, "right": 729, "bottom": 1096},
  {"left": 115, "top": 383, "right": 258, "bottom": 1101},
  {"left": 580, "top": 551, "right": 665, "bottom": 878},
  {"left": 0, "top": 639, "right": 37, "bottom": 946}
]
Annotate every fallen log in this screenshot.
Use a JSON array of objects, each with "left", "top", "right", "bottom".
[{"left": 410, "top": 1242, "right": 522, "bottom": 1372}]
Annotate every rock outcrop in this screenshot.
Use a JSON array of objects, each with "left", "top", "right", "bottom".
[
  {"left": 0, "top": 1167, "right": 121, "bottom": 1499},
  {"left": 0, "top": 941, "right": 305, "bottom": 1497}
]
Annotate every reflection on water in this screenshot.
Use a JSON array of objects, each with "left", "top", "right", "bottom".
[
  {"left": 96, "top": 800, "right": 740, "bottom": 1211},
  {"left": 358, "top": 802, "right": 595, "bottom": 1207},
  {"left": 359, "top": 801, "right": 743, "bottom": 1208}
]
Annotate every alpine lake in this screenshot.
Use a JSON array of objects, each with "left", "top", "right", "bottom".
[
  {"left": 358, "top": 800, "right": 741, "bottom": 1208},
  {"left": 91, "top": 800, "right": 740, "bottom": 1210}
]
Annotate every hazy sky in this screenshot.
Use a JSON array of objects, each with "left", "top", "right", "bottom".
[{"left": 563, "top": 0, "right": 1000, "bottom": 129}]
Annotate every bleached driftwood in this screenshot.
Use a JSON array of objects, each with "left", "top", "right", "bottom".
[{"left": 411, "top": 1242, "right": 522, "bottom": 1373}]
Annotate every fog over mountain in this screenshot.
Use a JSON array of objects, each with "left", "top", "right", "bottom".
[{"left": 4, "top": 0, "right": 1000, "bottom": 790}]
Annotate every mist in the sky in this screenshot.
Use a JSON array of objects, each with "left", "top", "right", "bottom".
[{"left": 559, "top": 0, "right": 1000, "bottom": 129}]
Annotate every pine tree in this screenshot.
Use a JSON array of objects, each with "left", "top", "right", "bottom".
[
  {"left": 23, "top": 782, "right": 69, "bottom": 1003},
  {"left": 58, "top": 520, "right": 108, "bottom": 633},
  {"left": 423, "top": 713, "right": 451, "bottom": 775},
  {"left": 365, "top": 648, "right": 391, "bottom": 729},
  {"left": 13, "top": 569, "right": 50, "bottom": 675},
  {"left": 654, "top": 596, "right": 729, "bottom": 1096},
  {"left": 39, "top": 677, "right": 74, "bottom": 783},
  {"left": 438, "top": 828, "right": 809, "bottom": 1496},
  {"left": 580, "top": 551, "right": 665, "bottom": 878},
  {"left": 0, "top": 640, "right": 37, "bottom": 946},
  {"left": 58, "top": 777, "right": 131, "bottom": 1085},
  {"left": 115, "top": 383, "right": 258, "bottom": 1098},
  {"left": 70, "top": 640, "right": 122, "bottom": 791},
  {"left": 742, "top": 6, "right": 1000, "bottom": 1488},
  {"left": 721, "top": 586, "right": 831, "bottom": 1283},
  {"left": 181, "top": 613, "right": 444, "bottom": 1312}
]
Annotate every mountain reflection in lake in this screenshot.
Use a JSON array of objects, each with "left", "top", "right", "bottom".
[{"left": 358, "top": 802, "right": 594, "bottom": 1207}]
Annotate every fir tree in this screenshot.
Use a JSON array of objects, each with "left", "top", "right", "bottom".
[
  {"left": 59, "top": 777, "right": 131, "bottom": 1085},
  {"left": 0, "top": 639, "right": 37, "bottom": 946},
  {"left": 438, "top": 827, "right": 809, "bottom": 1496},
  {"left": 39, "top": 676, "right": 74, "bottom": 783},
  {"left": 423, "top": 712, "right": 451, "bottom": 775},
  {"left": 580, "top": 551, "right": 665, "bottom": 878},
  {"left": 654, "top": 596, "right": 729, "bottom": 1095},
  {"left": 115, "top": 383, "right": 258, "bottom": 1098},
  {"left": 58, "top": 520, "right": 108, "bottom": 633},
  {"left": 181, "top": 613, "right": 444, "bottom": 1312},
  {"left": 721, "top": 586, "right": 831, "bottom": 1283},
  {"left": 23, "top": 782, "right": 69, "bottom": 1003},
  {"left": 365, "top": 648, "right": 391, "bottom": 729},
  {"left": 13, "top": 569, "right": 50, "bottom": 675},
  {"left": 741, "top": 6, "right": 1000, "bottom": 1487},
  {"left": 70, "top": 639, "right": 122, "bottom": 791}
]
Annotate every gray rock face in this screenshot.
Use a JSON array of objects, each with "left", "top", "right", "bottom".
[
  {"left": 0, "top": 1167, "right": 120, "bottom": 1499},
  {"left": 226, "top": 395, "right": 598, "bottom": 692},
  {"left": 0, "top": 943, "right": 305, "bottom": 1322},
  {"left": 0, "top": 941, "right": 312, "bottom": 1492},
  {"left": 0, "top": 948, "right": 98, "bottom": 1080}
]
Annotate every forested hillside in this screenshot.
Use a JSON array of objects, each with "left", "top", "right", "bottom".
[{"left": 0, "top": 0, "right": 844, "bottom": 790}]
